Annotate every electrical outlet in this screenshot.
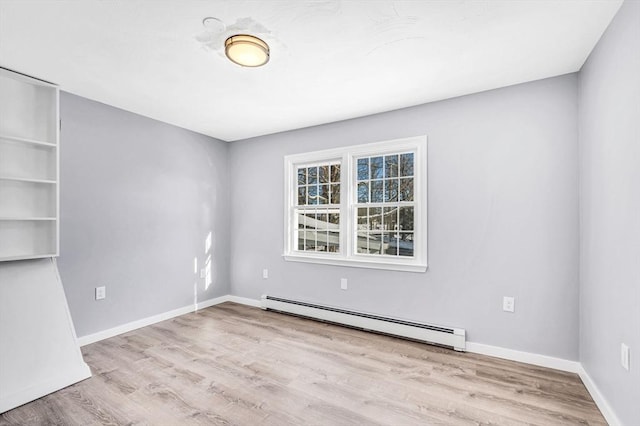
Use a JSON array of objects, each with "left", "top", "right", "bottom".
[
  {"left": 621, "top": 343, "right": 630, "bottom": 371},
  {"left": 95, "top": 286, "right": 106, "bottom": 300},
  {"left": 503, "top": 296, "right": 515, "bottom": 313},
  {"left": 340, "top": 278, "right": 348, "bottom": 290},
  {"left": 262, "top": 269, "right": 269, "bottom": 279}
]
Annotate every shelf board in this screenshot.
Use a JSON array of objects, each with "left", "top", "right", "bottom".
[
  {"left": 0, "top": 175, "right": 57, "bottom": 184},
  {"left": 0, "top": 253, "right": 57, "bottom": 262},
  {"left": 0, "top": 217, "right": 56, "bottom": 221},
  {"left": 0, "top": 134, "right": 56, "bottom": 147}
]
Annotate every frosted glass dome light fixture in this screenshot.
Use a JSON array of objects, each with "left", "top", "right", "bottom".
[{"left": 225, "top": 34, "right": 270, "bottom": 67}]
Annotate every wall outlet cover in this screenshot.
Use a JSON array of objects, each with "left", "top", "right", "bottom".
[
  {"left": 503, "top": 296, "right": 515, "bottom": 312},
  {"left": 621, "top": 343, "right": 630, "bottom": 371},
  {"left": 340, "top": 278, "right": 348, "bottom": 290},
  {"left": 95, "top": 286, "right": 106, "bottom": 300}
]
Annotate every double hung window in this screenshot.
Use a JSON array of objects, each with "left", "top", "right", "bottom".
[{"left": 284, "top": 136, "right": 427, "bottom": 272}]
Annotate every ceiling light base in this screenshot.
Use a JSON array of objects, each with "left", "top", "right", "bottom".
[{"left": 225, "top": 34, "right": 270, "bottom": 67}]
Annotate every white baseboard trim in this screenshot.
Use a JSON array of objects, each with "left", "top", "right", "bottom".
[
  {"left": 225, "top": 295, "right": 263, "bottom": 308},
  {"left": 0, "top": 363, "right": 91, "bottom": 413},
  {"left": 466, "top": 342, "right": 582, "bottom": 373},
  {"left": 577, "top": 367, "right": 621, "bottom": 426},
  {"left": 460, "top": 343, "right": 621, "bottom": 424},
  {"left": 77, "top": 296, "right": 228, "bottom": 346}
]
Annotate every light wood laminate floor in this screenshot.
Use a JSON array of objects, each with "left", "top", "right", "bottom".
[{"left": 1, "top": 302, "right": 606, "bottom": 425}]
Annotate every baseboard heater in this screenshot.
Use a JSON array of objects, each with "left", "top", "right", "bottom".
[{"left": 260, "top": 295, "right": 466, "bottom": 351}]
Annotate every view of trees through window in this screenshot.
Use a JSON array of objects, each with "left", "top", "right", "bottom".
[
  {"left": 294, "top": 153, "right": 414, "bottom": 257},
  {"left": 355, "top": 153, "right": 414, "bottom": 257}
]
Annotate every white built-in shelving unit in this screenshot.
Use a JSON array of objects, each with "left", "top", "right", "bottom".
[
  {"left": 0, "top": 68, "right": 59, "bottom": 261},
  {"left": 0, "top": 69, "right": 91, "bottom": 414}
]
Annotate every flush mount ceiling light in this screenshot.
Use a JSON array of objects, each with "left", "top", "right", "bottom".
[{"left": 225, "top": 34, "right": 270, "bottom": 67}]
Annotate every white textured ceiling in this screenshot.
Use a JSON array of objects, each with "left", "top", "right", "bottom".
[{"left": 0, "top": 0, "right": 622, "bottom": 141}]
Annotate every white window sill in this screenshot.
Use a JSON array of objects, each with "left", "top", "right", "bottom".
[{"left": 283, "top": 254, "right": 427, "bottom": 273}]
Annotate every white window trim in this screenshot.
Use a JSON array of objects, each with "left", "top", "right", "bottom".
[{"left": 283, "top": 135, "right": 427, "bottom": 272}]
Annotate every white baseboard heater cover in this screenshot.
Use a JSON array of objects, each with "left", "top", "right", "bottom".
[{"left": 261, "top": 295, "right": 466, "bottom": 351}]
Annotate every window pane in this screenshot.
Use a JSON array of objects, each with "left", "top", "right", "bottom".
[
  {"left": 301, "top": 229, "right": 310, "bottom": 249},
  {"left": 331, "top": 164, "right": 341, "bottom": 183},
  {"left": 369, "top": 207, "right": 382, "bottom": 230},
  {"left": 399, "top": 232, "right": 414, "bottom": 257},
  {"left": 399, "top": 178, "right": 414, "bottom": 202},
  {"left": 308, "top": 185, "right": 318, "bottom": 204},
  {"left": 303, "top": 212, "right": 315, "bottom": 228},
  {"left": 356, "top": 232, "right": 368, "bottom": 253},
  {"left": 328, "top": 231, "right": 340, "bottom": 252},
  {"left": 319, "top": 185, "right": 329, "bottom": 204},
  {"left": 308, "top": 167, "right": 318, "bottom": 184},
  {"left": 384, "top": 232, "right": 399, "bottom": 256},
  {"left": 369, "top": 232, "right": 382, "bottom": 253},
  {"left": 400, "top": 153, "right": 414, "bottom": 177},
  {"left": 317, "top": 213, "right": 328, "bottom": 230},
  {"left": 384, "top": 179, "right": 398, "bottom": 202},
  {"left": 383, "top": 207, "right": 397, "bottom": 231},
  {"left": 357, "top": 158, "right": 369, "bottom": 181},
  {"left": 331, "top": 184, "right": 340, "bottom": 204},
  {"left": 304, "top": 230, "right": 317, "bottom": 250},
  {"left": 385, "top": 155, "right": 398, "bottom": 178},
  {"left": 329, "top": 213, "right": 340, "bottom": 225},
  {"left": 305, "top": 230, "right": 318, "bottom": 251},
  {"left": 399, "top": 206, "right": 414, "bottom": 230},
  {"left": 371, "top": 156, "right": 384, "bottom": 179},
  {"left": 357, "top": 208, "right": 368, "bottom": 230},
  {"left": 298, "top": 187, "right": 307, "bottom": 205},
  {"left": 297, "top": 168, "right": 307, "bottom": 185},
  {"left": 358, "top": 182, "right": 369, "bottom": 203},
  {"left": 319, "top": 165, "right": 329, "bottom": 183},
  {"left": 371, "top": 180, "right": 383, "bottom": 202},
  {"left": 316, "top": 231, "right": 328, "bottom": 251}
]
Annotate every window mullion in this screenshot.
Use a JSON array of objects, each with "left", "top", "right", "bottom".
[{"left": 342, "top": 152, "right": 351, "bottom": 258}]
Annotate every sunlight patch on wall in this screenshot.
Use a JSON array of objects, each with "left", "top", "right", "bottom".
[
  {"left": 204, "top": 231, "right": 212, "bottom": 290},
  {"left": 193, "top": 256, "right": 199, "bottom": 310}
]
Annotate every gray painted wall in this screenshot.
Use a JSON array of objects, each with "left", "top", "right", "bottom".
[
  {"left": 229, "top": 74, "right": 580, "bottom": 360},
  {"left": 50, "top": 7, "right": 639, "bottom": 419},
  {"left": 58, "top": 93, "right": 230, "bottom": 337},
  {"left": 578, "top": 1, "right": 640, "bottom": 424}
]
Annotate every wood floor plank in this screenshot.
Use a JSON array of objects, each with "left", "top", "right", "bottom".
[{"left": 1, "top": 302, "right": 606, "bottom": 425}]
